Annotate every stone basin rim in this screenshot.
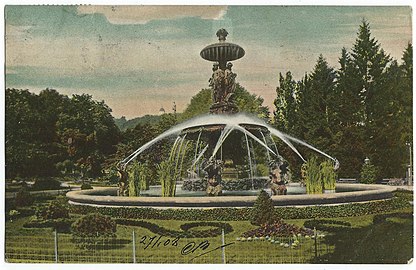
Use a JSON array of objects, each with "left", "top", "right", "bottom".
[{"left": 66, "top": 184, "right": 397, "bottom": 208}]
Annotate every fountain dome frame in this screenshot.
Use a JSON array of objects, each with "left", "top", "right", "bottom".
[{"left": 67, "top": 29, "right": 396, "bottom": 208}]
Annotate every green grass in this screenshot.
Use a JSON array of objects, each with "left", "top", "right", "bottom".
[{"left": 5, "top": 191, "right": 414, "bottom": 264}]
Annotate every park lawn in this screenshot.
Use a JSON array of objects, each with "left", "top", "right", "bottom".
[{"left": 5, "top": 189, "right": 414, "bottom": 264}]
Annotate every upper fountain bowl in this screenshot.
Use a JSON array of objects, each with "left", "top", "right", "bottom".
[
  {"left": 200, "top": 43, "right": 245, "bottom": 62},
  {"left": 200, "top": 28, "right": 245, "bottom": 63}
]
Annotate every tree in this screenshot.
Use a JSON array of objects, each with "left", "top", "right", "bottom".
[
  {"left": 180, "top": 84, "right": 269, "bottom": 122},
  {"left": 334, "top": 48, "right": 366, "bottom": 178},
  {"left": 360, "top": 159, "right": 378, "bottom": 184},
  {"left": 251, "top": 190, "right": 275, "bottom": 225},
  {"left": 273, "top": 71, "right": 298, "bottom": 132},
  {"left": 297, "top": 55, "right": 337, "bottom": 154}
]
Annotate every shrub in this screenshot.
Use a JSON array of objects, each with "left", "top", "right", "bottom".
[
  {"left": 72, "top": 213, "right": 116, "bottom": 248},
  {"left": 23, "top": 216, "right": 73, "bottom": 233},
  {"left": 14, "top": 188, "right": 34, "bottom": 207},
  {"left": 158, "top": 139, "right": 189, "bottom": 197},
  {"left": 128, "top": 162, "right": 150, "bottom": 196},
  {"left": 304, "top": 157, "right": 323, "bottom": 194},
  {"left": 69, "top": 196, "right": 411, "bottom": 221},
  {"left": 360, "top": 160, "right": 377, "bottom": 184},
  {"left": 320, "top": 160, "right": 336, "bottom": 190},
  {"left": 31, "top": 178, "right": 62, "bottom": 191},
  {"left": 8, "top": 210, "right": 20, "bottom": 221},
  {"left": 80, "top": 183, "right": 93, "bottom": 190},
  {"left": 36, "top": 197, "right": 69, "bottom": 220},
  {"left": 251, "top": 190, "right": 276, "bottom": 225}
]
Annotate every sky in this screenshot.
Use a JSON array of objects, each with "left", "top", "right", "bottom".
[{"left": 5, "top": 5, "right": 412, "bottom": 119}]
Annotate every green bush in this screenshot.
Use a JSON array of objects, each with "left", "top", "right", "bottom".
[
  {"left": 321, "top": 160, "right": 336, "bottom": 190},
  {"left": 72, "top": 213, "right": 117, "bottom": 249},
  {"left": 70, "top": 196, "right": 410, "bottom": 221},
  {"left": 251, "top": 190, "right": 276, "bottom": 225},
  {"left": 23, "top": 216, "right": 73, "bottom": 233},
  {"left": 80, "top": 183, "right": 93, "bottom": 190},
  {"left": 31, "top": 178, "right": 62, "bottom": 191},
  {"left": 36, "top": 197, "right": 69, "bottom": 220},
  {"left": 14, "top": 188, "right": 34, "bottom": 207},
  {"left": 128, "top": 162, "right": 150, "bottom": 196},
  {"left": 305, "top": 157, "right": 323, "bottom": 194},
  {"left": 360, "top": 160, "right": 378, "bottom": 184}
]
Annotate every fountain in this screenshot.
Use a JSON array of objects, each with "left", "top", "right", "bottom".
[{"left": 66, "top": 29, "right": 395, "bottom": 207}]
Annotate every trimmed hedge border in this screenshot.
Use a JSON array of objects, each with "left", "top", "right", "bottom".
[
  {"left": 69, "top": 196, "right": 410, "bottom": 221},
  {"left": 115, "top": 219, "right": 233, "bottom": 238},
  {"left": 303, "top": 219, "right": 352, "bottom": 232},
  {"left": 372, "top": 212, "right": 413, "bottom": 224}
]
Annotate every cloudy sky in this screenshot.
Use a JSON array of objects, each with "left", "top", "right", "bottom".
[{"left": 5, "top": 5, "right": 412, "bottom": 118}]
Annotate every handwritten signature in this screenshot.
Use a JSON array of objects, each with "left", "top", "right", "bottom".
[{"left": 138, "top": 234, "right": 235, "bottom": 261}]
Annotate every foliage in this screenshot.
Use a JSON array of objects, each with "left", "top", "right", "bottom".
[
  {"left": 128, "top": 161, "right": 150, "bottom": 196},
  {"left": 8, "top": 210, "right": 20, "bottom": 221},
  {"left": 80, "top": 183, "right": 93, "bottom": 190},
  {"left": 251, "top": 190, "right": 276, "bottom": 225},
  {"left": 320, "top": 160, "right": 336, "bottom": 190},
  {"left": 360, "top": 160, "right": 378, "bottom": 184},
  {"left": 36, "top": 197, "right": 69, "bottom": 220},
  {"left": 72, "top": 213, "right": 117, "bottom": 249},
  {"left": 242, "top": 219, "right": 314, "bottom": 238},
  {"left": 180, "top": 84, "right": 269, "bottom": 122},
  {"left": 23, "top": 217, "right": 73, "bottom": 233},
  {"left": 304, "top": 157, "right": 323, "bottom": 194},
  {"left": 70, "top": 195, "right": 410, "bottom": 221},
  {"left": 157, "top": 137, "right": 189, "bottom": 197},
  {"left": 114, "top": 114, "right": 162, "bottom": 131},
  {"left": 273, "top": 21, "right": 412, "bottom": 180},
  {"left": 303, "top": 219, "right": 352, "bottom": 233},
  {"left": 115, "top": 219, "right": 233, "bottom": 238},
  {"left": 5, "top": 89, "right": 120, "bottom": 179},
  {"left": 31, "top": 178, "right": 62, "bottom": 191},
  {"left": 14, "top": 188, "right": 34, "bottom": 207}
]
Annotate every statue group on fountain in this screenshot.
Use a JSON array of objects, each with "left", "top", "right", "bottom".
[
  {"left": 209, "top": 62, "right": 237, "bottom": 105},
  {"left": 203, "top": 159, "right": 223, "bottom": 196},
  {"left": 269, "top": 160, "right": 290, "bottom": 196}
]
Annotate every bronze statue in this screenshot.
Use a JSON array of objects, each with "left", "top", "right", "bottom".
[
  {"left": 204, "top": 159, "right": 223, "bottom": 196},
  {"left": 117, "top": 165, "right": 129, "bottom": 196}
]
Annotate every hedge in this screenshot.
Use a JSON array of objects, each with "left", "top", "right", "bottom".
[
  {"left": 115, "top": 219, "right": 233, "bottom": 238},
  {"left": 69, "top": 196, "right": 410, "bottom": 221},
  {"left": 23, "top": 217, "right": 73, "bottom": 232},
  {"left": 303, "top": 219, "right": 352, "bottom": 233}
]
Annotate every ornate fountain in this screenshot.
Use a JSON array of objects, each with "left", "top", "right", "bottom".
[{"left": 117, "top": 29, "right": 337, "bottom": 197}]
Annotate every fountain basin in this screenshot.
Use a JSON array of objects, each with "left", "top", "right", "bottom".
[{"left": 67, "top": 184, "right": 396, "bottom": 208}]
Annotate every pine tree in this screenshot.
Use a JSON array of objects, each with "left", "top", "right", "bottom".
[
  {"left": 297, "top": 55, "right": 337, "bottom": 152},
  {"left": 335, "top": 48, "right": 366, "bottom": 178},
  {"left": 273, "top": 71, "right": 298, "bottom": 133},
  {"left": 251, "top": 190, "right": 275, "bottom": 225}
]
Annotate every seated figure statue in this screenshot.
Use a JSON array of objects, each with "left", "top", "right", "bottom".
[
  {"left": 269, "top": 161, "right": 288, "bottom": 195},
  {"left": 204, "top": 159, "right": 223, "bottom": 196}
]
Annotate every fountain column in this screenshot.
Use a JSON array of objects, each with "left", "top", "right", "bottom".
[{"left": 200, "top": 29, "right": 246, "bottom": 195}]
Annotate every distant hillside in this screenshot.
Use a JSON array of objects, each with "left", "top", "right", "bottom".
[{"left": 114, "top": 114, "right": 162, "bottom": 131}]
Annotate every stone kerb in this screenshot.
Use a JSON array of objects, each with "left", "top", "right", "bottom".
[{"left": 66, "top": 184, "right": 396, "bottom": 208}]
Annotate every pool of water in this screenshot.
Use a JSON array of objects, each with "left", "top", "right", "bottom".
[{"left": 139, "top": 183, "right": 314, "bottom": 197}]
